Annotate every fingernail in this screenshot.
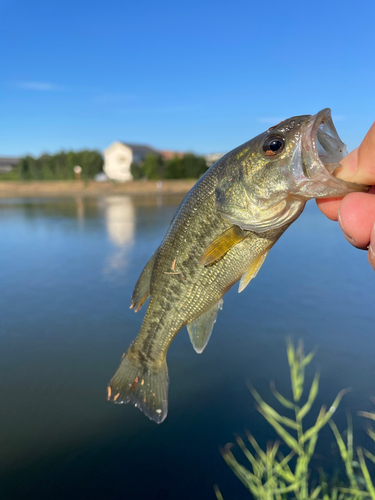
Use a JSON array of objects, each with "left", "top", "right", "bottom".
[
  {"left": 338, "top": 211, "right": 357, "bottom": 245},
  {"left": 343, "top": 231, "right": 357, "bottom": 245},
  {"left": 369, "top": 222, "right": 375, "bottom": 255},
  {"left": 368, "top": 223, "right": 375, "bottom": 271}
]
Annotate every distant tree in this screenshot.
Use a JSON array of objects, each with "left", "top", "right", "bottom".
[
  {"left": 164, "top": 155, "right": 184, "bottom": 179},
  {"left": 164, "top": 153, "right": 207, "bottom": 179},
  {"left": 182, "top": 153, "right": 207, "bottom": 178},
  {"left": 15, "top": 150, "right": 103, "bottom": 180},
  {"left": 130, "top": 163, "right": 144, "bottom": 180},
  {"left": 17, "top": 156, "right": 34, "bottom": 179},
  {"left": 142, "top": 154, "right": 165, "bottom": 180}
]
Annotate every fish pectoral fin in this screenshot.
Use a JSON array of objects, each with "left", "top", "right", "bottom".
[
  {"left": 108, "top": 350, "right": 169, "bottom": 424},
  {"left": 131, "top": 253, "right": 156, "bottom": 312},
  {"left": 187, "top": 299, "right": 223, "bottom": 353},
  {"left": 199, "top": 226, "right": 246, "bottom": 266},
  {"left": 238, "top": 249, "right": 269, "bottom": 293}
]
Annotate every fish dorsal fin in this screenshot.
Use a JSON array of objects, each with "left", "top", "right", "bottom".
[
  {"left": 187, "top": 299, "right": 223, "bottom": 353},
  {"left": 200, "top": 226, "right": 245, "bottom": 266},
  {"left": 130, "top": 253, "right": 156, "bottom": 312},
  {"left": 238, "top": 250, "right": 269, "bottom": 293}
]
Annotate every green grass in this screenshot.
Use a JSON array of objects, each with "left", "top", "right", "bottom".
[
  {"left": 0, "top": 171, "right": 22, "bottom": 180},
  {"left": 215, "top": 339, "right": 375, "bottom": 500}
]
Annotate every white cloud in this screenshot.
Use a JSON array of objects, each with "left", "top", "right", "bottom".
[{"left": 16, "top": 81, "right": 66, "bottom": 91}]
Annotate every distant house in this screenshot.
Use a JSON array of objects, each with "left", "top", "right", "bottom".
[
  {"left": 103, "top": 142, "right": 159, "bottom": 182},
  {"left": 158, "top": 150, "right": 184, "bottom": 161},
  {"left": 0, "top": 157, "right": 19, "bottom": 174},
  {"left": 204, "top": 152, "right": 225, "bottom": 167}
]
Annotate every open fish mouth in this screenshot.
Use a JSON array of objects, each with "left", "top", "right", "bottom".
[
  {"left": 300, "top": 108, "right": 369, "bottom": 196},
  {"left": 311, "top": 108, "right": 347, "bottom": 174}
]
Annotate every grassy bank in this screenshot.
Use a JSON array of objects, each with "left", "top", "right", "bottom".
[{"left": 0, "top": 179, "right": 197, "bottom": 198}]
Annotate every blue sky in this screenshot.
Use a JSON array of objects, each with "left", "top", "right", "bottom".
[{"left": 1, "top": 0, "right": 374, "bottom": 157}]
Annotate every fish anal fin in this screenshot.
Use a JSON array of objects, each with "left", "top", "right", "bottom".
[
  {"left": 199, "top": 226, "right": 245, "bottom": 266},
  {"left": 131, "top": 253, "right": 156, "bottom": 312},
  {"left": 238, "top": 250, "right": 269, "bottom": 293},
  {"left": 187, "top": 299, "right": 223, "bottom": 353},
  {"left": 108, "top": 350, "right": 169, "bottom": 424}
]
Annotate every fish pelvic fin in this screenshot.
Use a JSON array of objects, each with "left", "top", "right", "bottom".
[
  {"left": 108, "top": 351, "right": 169, "bottom": 424},
  {"left": 130, "top": 253, "right": 156, "bottom": 312},
  {"left": 238, "top": 249, "right": 269, "bottom": 293},
  {"left": 187, "top": 299, "right": 223, "bottom": 353},
  {"left": 199, "top": 225, "right": 246, "bottom": 266}
]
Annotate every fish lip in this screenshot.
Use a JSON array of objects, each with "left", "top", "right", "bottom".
[
  {"left": 309, "top": 108, "right": 347, "bottom": 170},
  {"left": 301, "top": 108, "right": 369, "bottom": 195}
]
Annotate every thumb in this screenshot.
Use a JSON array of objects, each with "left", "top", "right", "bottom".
[{"left": 334, "top": 121, "right": 375, "bottom": 185}]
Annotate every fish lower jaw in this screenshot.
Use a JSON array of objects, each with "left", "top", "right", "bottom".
[{"left": 294, "top": 172, "right": 369, "bottom": 199}]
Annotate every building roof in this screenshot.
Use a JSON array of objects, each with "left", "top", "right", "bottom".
[
  {"left": 159, "top": 150, "right": 184, "bottom": 160},
  {"left": 0, "top": 157, "right": 19, "bottom": 167},
  {"left": 121, "top": 143, "right": 158, "bottom": 156},
  {"left": 119, "top": 143, "right": 159, "bottom": 165}
]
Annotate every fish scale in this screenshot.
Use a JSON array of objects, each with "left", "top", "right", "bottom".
[{"left": 108, "top": 109, "right": 368, "bottom": 423}]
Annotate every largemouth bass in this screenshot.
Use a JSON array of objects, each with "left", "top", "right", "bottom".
[{"left": 108, "top": 109, "right": 368, "bottom": 423}]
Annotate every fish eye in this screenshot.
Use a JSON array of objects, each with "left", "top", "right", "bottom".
[{"left": 262, "top": 136, "right": 285, "bottom": 156}]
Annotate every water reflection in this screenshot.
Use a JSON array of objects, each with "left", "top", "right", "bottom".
[
  {"left": 102, "top": 196, "right": 135, "bottom": 275},
  {"left": 75, "top": 197, "right": 85, "bottom": 224},
  {"left": 0, "top": 196, "right": 375, "bottom": 500}
]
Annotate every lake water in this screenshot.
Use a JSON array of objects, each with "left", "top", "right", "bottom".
[{"left": 0, "top": 195, "right": 375, "bottom": 499}]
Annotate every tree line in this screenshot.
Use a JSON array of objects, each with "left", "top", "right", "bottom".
[
  {"left": 3, "top": 150, "right": 208, "bottom": 181},
  {"left": 14, "top": 150, "right": 104, "bottom": 180},
  {"left": 131, "top": 153, "right": 208, "bottom": 180}
]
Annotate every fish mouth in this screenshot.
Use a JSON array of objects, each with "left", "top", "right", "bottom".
[
  {"left": 301, "top": 108, "right": 369, "bottom": 196},
  {"left": 310, "top": 108, "right": 347, "bottom": 173}
]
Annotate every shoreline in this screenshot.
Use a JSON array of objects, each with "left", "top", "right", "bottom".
[{"left": 0, "top": 179, "right": 197, "bottom": 198}]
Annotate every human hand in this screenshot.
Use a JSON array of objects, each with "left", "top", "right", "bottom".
[{"left": 316, "top": 121, "right": 375, "bottom": 269}]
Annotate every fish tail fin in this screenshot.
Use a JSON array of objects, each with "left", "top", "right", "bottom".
[{"left": 108, "top": 351, "right": 169, "bottom": 424}]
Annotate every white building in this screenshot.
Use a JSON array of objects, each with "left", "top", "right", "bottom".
[
  {"left": 103, "top": 142, "right": 159, "bottom": 182},
  {"left": 204, "top": 152, "right": 225, "bottom": 167}
]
